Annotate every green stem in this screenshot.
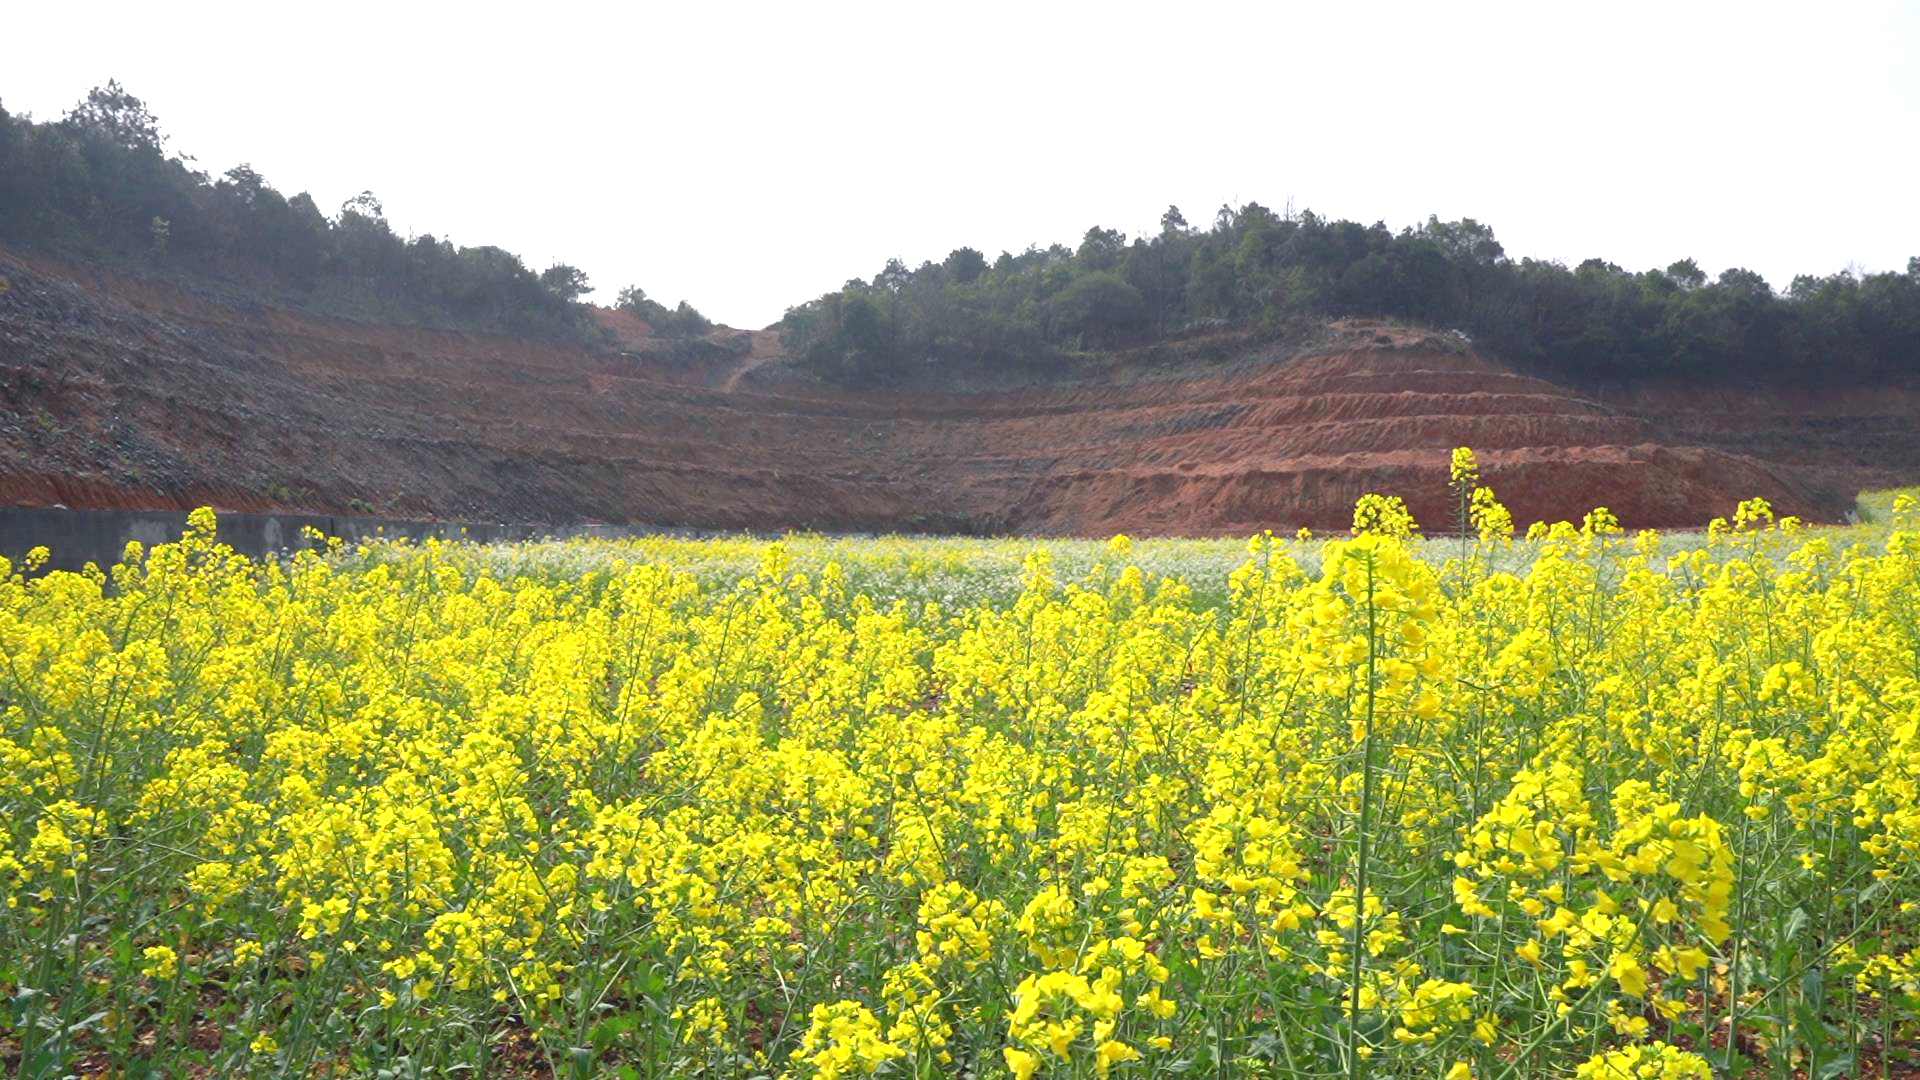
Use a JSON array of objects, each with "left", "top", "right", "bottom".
[{"left": 1348, "top": 551, "right": 1379, "bottom": 1080}]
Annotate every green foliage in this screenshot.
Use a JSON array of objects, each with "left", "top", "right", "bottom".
[
  {"left": 942, "top": 246, "right": 987, "bottom": 284},
  {"left": 0, "top": 83, "right": 604, "bottom": 342},
  {"left": 614, "top": 286, "right": 713, "bottom": 339},
  {"left": 780, "top": 200, "right": 1920, "bottom": 384},
  {"left": 1049, "top": 270, "right": 1147, "bottom": 346},
  {"left": 539, "top": 263, "right": 592, "bottom": 303},
  {"left": 658, "top": 301, "right": 713, "bottom": 339},
  {"left": 5, "top": 83, "right": 1916, "bottom": 380},
  {"left": 782, "top": 290, "right": 896, "bottom": 377}
]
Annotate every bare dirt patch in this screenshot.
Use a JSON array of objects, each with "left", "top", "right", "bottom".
[{"left": 3, "top": 248, "right": 1914, "bottom": 535}]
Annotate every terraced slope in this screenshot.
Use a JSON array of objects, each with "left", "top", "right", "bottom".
[
  {"left": 960, "top": 350, "right": 1848, "bottom": 534},
  {"left": 2, "top": 248, "right": 1913, "bottom": 535}
]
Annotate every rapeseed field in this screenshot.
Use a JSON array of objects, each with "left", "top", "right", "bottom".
[{"left": 3, "top": 452, "right": 1917, "bottom": 1078}]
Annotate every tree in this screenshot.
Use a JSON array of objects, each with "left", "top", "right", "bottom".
[
  {"left": 0, "top": 101, "right": 23, "bottom": 235},
  {"left": 61, "top": 80, "right": 164, "bottom": 153},
  {"left": 943, "top": 246, "right": 988, "bottom": 284},
  {"left": 1665, "top": 259, "right": 1706, "bottom": 289},
  {"left": 786, "top": 291, "right": 896, "bottom": 377},
  {"left": 220, "top": 164, "right": 270, "bottom": 207},
  {"left": 1717, "top": 267, "right": 1772, "bottom": 297},
  {"left": 616, "top": 285, "right": 656, "bottom": 314},
  {"left": 1077, "top": 226, "right": 1126, "bottom": 270},
  {"left": 1049, "top": 271, "right": 1147, "bottom": 346},
  {"left": 339, "top": 190, "right": 385, "bottom": 224},
  {"left": 1160, "top": 205, "right": 1189, "bottom": 237},
  {"left": 1419, "top": 216, "right": 1503, "bottom": 264},
  {"left": 540, "top": 263, "right": 592, "bottom": 302},
  {"left": 657, "top": 300, "right": 713, "bottom": 339},
  {"left": 1418, "top": 217, "right": 1504, "bottom": 319},
  {"left": 874, "top": 258, "right": 911, "bottom": 294},
  {"left": 0, "top": 84, "right": 616, "bottom": 342}
]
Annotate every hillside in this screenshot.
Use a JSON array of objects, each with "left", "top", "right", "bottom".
[{"left": 3, "top": 245, "right": 1916, "bottom": 536}]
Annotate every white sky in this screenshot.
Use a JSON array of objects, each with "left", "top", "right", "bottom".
[{"left": 9, "top": 1, "right": 1919, "bottom": 329}]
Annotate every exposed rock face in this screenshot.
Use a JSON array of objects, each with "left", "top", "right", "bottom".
[{"left": 3, "top": 249, "right": 1914, "bottom": 535}]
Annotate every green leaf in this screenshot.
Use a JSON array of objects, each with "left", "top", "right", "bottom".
[{"left": 1815, "top": 1058, "right": 1854, "bottom": 1080}]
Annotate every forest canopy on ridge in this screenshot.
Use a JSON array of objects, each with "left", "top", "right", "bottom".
[{"left": 4, "top": 83, "right": 1917, "bottom": 382}]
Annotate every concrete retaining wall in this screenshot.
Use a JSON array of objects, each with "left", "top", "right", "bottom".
[{"left": 0, "top": 506, "right": 683, "bottom": 573}]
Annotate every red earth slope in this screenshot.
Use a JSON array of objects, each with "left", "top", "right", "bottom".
[{"left": 2, "top": 248, "right": 1914, "bottom": 535}]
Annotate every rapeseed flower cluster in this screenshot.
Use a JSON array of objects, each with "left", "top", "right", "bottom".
[{"left": 2, "top": 474, "right": 1918, "bottom": 1077}]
